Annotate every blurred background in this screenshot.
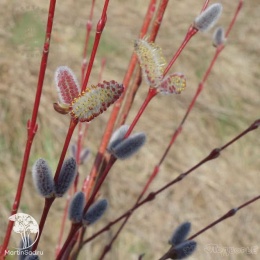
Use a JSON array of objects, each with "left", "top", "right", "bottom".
[{"left": 0, "top": 0, "right": 259, "bottom": 259}]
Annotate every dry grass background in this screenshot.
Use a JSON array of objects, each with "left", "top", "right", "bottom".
[{"left": 0, "top": 0, "right": 259, "bottom": 259}]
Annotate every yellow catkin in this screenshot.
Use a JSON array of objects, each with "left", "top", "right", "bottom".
[
  {"left": 70, "top": 81, "right": 124, "bottom": 122},
  {"left": 158, "top": 73, "right": 186, "bottom": 95},
  {"left": 134, "top": 39, "right": 166, "bottom": 87}
]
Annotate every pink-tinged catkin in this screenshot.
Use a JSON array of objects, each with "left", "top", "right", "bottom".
[
  {"left": 158, "top": 73, "right": 186, "bottom": 95},
  {"left": 32, "top": 159, "right": 55, "bottom": 198},
  {"left": 83, "top": 199, "right": 108, "bottom": 225},
  {"left": 194, "top": 3, "right": 223, "bottom": 32},
  {"left": 54, "top": 66, "right": 80, "bottom": 105},
  {"left": 134, "top": 39, "right": 166, "bottom": 87},
  {"left": 55, "top": 158, "right": 77, "bottom": 197},
  {"left": 68, "top": 191, "right": 85, "bottom": 223},
  {"left": 70, "top": 80, "right": 124, "bottom": 122}
]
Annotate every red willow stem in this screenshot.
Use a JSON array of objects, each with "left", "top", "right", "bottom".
[
  {"left": 56, "top": 116, "right": 91, "bottom": 255},
  {"left": 75, "top": 123, "right": 84, "bottom": 165},
  {"left": 188, "top": 194, "right": 260, "bottom": 241},
  {"left": 81, "top": 0, "right": 96, "bottom": 84},
  {"left": 71, "top": 56, "right": 106, "bottom": 258},
  {"left": 158, "top": 45, "right": 224, "bottom": 164},
  {"left": 118, "top": 68, "right": 142, "bottom": 126},
  {"left": 121, "top": 1, "right": 205, "bottom": 139},
  {"left": 118, "top": 0, "right": 168, "bottom": 126},
  {"left": 79, "top": 0, "right": 110, "bottom": 201},
  {"left": 73, "top": 0, "right": 96, "bottom": 190},
  {"left": 56, "top": 223, "right": 81, "bottom": 260},
  {"left": 160, "top": 0, "right": 244, "bottom": 165},
  {"left": 75, "top": 0, "right": 96, "bottom": 196},
  {"left": 98, "top": 58, "right": 106, "bottom": 82},
  {"left": 90, "top": 2, "right": 245, "bottom": 256},
  {"left": 84, "top": 156, "right": 116, "bottom": 213},
  {"left": 124, "top": 87, "right": 158, "bottom": 138},
  {"left": 94, "top": 3, "right": 218, "bottom": 256},
  {"left": 75, "top": 123, "right": 89, "bottom": 185},
  {"left": 55, "top": 192, "right": 71, "bottom": 256},
  {"left": 54, "top": 119, "right": 78, "bottom": 182},
  {"left": 162, "top": 0, "right": 224, "bottom": 77},
  {"left": 163, "top": 26, "right": 198, "bottom": 77},
  {"left": 225, "top": 0, "right": 243, "bottom": 38},
  {"left": 160, "top": 0, "right": 210, "bottom": 78},
  {"left": 123, "top": 8, "right": 200, "bottom": 139},
  {"left": 84, "top": 0, "right": 157, "bottom": 200},
  {"left": 76, "top": 0, "right": 96, "bottom": 164},
  {"left": 149, "top": 0, "right": 169, "bottom": 41},
  {"left": 32, "top": 198, "right": 55, "bottom": 251},
  {"left": 82, "top": 119, "right": 260, "bottom": 245},
  {"left": 81, "top": 0, "right": 109, "bottom": 92},
  {"left": 123, "top": 3, "right": 206, "bottom": 139},
  {"left": 201, "top": 0, "right": 210, "bottom": 12},
  {"left": 141, "top": 0, "right": 157, "bottom": 38},
  {"left": 0, "top": 0, "right": 57, "bottom": 256}
]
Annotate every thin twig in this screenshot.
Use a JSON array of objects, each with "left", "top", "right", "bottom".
[
  {"left": 188, "top": 194, "right": 260, "bottom": 241},
  {"left": 82, "top": 119, "right": 259, "bottom": 246}
]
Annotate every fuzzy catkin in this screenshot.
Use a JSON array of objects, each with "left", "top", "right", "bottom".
[
  {"left": 213, "top": 26, "right": 225, "bottom": 47},
  {"left": 32, "top": 158, "right": 55, "bottom": 198},
  {"left": 107, "top": 125, "right": 129, "bottom": 152},
  {"left": 69, "top": 191, "right": 85, "bottom": 223},
  {"left": 158, "top": 73, "right": 186, "bottom": 95},
  {"left": 55, "top": 66, "right": 80, "bottom": 105},
  {"left": 111, "top": 132, "right": 146, "bottom": 160},
  {"left": 194, "top": 3, "right": 223, "bottom": 32},
  {"left": 169, "top": 222, "right": 191, "bottom": 246},
  {"left": 134, "top": 39, "right": 166, "bottom": 87},
  {"left": 83, "top": 199, "right": 108, "bottom": 225},
  {"left": 70, "top": 81, "right": 124, "bottom": 122},
  {"left": 55, "top": 157, "right": 77, "bottom": 197}
]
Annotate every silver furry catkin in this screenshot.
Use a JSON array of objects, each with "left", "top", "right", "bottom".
[
  {"left": 213, "top": 26, "right": 225, "bottom": 47},
  {"left": 32, "top": 158, "right": 55, "bottom": 198},
  {"left": 110, "top": 132, "right": 146, "bottom": 160},
  {"left": 68, "top": 191, "right": 85, "bottom": 223},
  {"left": 55, "top": 157, "right": 77, "bottom": 197},
  {"left": 107, "top": 125, "right": 129, "bottom": 152},
  {"left": 168, "top": 222, "right": 191, "bottom": 246},
  {"left": 83, "top": 199, "right": 108, "bottom": 225},
  {"left": 194, "top": 3, "right": 223, "bottom": 32}
]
